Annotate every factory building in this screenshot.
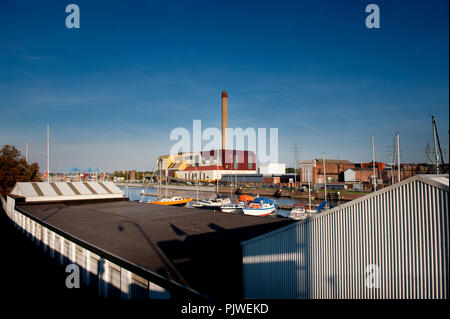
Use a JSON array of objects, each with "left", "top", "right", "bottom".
[
  {"left": 157, "top": 91, "right": 261, "bottom": 181},
  {"left": 175, "top": 149, "right": 257, "bottom": 182},
  {"left": 241, "top": 174, "right": 449, "bottom": 299}
]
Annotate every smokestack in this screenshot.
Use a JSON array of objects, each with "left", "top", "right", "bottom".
[{"left": 221, "top": 91, "right": 228, "bottom": 150}]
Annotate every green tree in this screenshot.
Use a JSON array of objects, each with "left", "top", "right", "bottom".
[{"left": 0, "top": 145, "right": 42, "bottom": 195}]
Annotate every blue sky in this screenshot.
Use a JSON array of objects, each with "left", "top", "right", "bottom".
[{"left": 0, "top": 0, "right": 448, "bottom": 172}]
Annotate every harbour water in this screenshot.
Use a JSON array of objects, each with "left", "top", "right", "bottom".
[{"left": 118, "top": 185, "right": 339, "bottom": 218}]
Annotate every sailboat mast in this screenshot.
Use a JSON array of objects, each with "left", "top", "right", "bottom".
[
  {"left": 25, "top": 139, "right": 29, "bottom": 163},
  {"left": 308, "top": 169, "right": 311, "bottom": 210},
  {"left": 159, "top": 159, "right": 162, "bottom": 199},
  {"left": 46, "top": 124, "right": 50, "bottom": 182},
  {"left": 432, "top": 116, "right": 440, "bottom": 174},
  {"left": 216, "top": 151, "right": 219, "bottom": 195},
  {"left": 397, "top": 133, "right": 401, "bottom": 182},
  {"left": 372, "top": 136, "right": 376, "bottom": 192},
  {"left": 165, "top": 166, "right": 168, "bottom": 198},
  {"left": 322, "top": 153, "right": 327, "bottom": 205}
]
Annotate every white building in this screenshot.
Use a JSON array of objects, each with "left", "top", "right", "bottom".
[
  {"left": 299, "top": 160, "right": 316, "bottom": 183},
  {"left": 176, "top": 166, "right": 256, "bottom": 182},
  {"left": 257, "top": 163, "right": 286, "bottom": 175},
  {"left": 344, "top": 168, "right": 356, "bottom": 182}
]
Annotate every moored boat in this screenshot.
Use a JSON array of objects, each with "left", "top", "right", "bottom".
[
  {"left": 288, "top": 205, "right": 310, "bottom": 220},
  {"left": 150, "top": 196, "right": 192, "bottom": 206},
  {"left": 192, "top": 196, "right": 231, "bottom": 210},
  {"left": 242, "top": 202, "right": 276, "bottom": 216},
  {"left": 220, "top": 201, "right": 245, "bottom": 213},
  {"left": 242, "top": 197, "right": 277, "bottom": 216}
]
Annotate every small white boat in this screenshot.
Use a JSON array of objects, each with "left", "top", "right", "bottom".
[
  {"left": 192, "top": 197, "right": 231, "bottom": 210},
  {"left": 288, "top": 205, "right": 310, "bottom": 220},
  {"left": 220, "top": 202, "right": 245, "bottom": 213},
  {"left": 242, "top": 202, "right": 276, "bottom": 216}
]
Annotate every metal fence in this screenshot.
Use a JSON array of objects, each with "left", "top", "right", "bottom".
[{"left": 241, "top": 175, "right": 449, "bottom": 299}]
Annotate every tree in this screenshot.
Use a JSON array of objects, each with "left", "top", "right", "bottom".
[{"left": 0, "top": 145, "right": 42, "bottom": 196}]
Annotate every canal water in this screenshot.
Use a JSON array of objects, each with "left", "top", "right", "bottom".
[{"left": 117, "top": 185, "right": 334, "bottom": 218}]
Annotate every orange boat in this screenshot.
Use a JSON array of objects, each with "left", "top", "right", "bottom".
[
  {"left": 150, "top": 196, "right": 192, "bottom": 206},
  {"left": 237, "top": 195, "right": 254, "bottom": 203}
]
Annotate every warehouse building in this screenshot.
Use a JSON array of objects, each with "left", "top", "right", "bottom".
[
  {"left": 241, "top": 174, "right": 449, "bottom": 299},
  {"left": 1, "top": 182, "right": 293, "bottom": 299}
]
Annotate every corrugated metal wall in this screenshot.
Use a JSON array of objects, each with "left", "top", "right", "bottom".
[{"left": 242, "top": 177, "right": 449, "bottom": 299}]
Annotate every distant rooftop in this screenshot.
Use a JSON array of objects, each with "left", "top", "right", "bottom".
[{"left": 10, "top": 181, "right": 124, "bottom": 202}]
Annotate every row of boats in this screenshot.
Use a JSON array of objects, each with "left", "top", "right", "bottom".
[{"left": 144, "top": 192, "right": 325, "bottom": 220}]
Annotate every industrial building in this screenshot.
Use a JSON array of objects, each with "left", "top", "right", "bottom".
[
  {"left": 257, "top": 163, "right": 286, "bottom": 175},
  {"left": 174, "top": 149, "right": 257, "bottom": 182},
  {"left": 241, "top": 174, "right": 449, "bottom": 299},
  {"left": 155, "top": 91, "right": 287, "bottom": 182}
]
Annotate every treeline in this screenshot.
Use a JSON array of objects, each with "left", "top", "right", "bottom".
[{"left": 0, "top": 145, "right": 41, "bottom": 195}]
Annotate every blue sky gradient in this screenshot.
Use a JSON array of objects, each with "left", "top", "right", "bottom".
[{"left": 0, "top": 0, "right": 448, "bottom": 171}]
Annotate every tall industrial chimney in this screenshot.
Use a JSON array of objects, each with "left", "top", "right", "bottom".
[{"left": 221, "top": 91, "right": 228, "bottom": 150}]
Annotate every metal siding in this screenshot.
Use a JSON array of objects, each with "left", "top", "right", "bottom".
[{"left": 242, "top": 178, "right": 449, "bottom": 299}]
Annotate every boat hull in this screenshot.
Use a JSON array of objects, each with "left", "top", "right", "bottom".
[
  {"left": 242, "top": 206, "right": 276, "bottom": 216},
  {"left": 220, "top": 207, "right": 243, "bottom": 213},
  {"left": 151, "top": 198, "right": 192, "bottom": 206}
]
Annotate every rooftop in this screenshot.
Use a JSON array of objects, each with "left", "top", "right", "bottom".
[{"left": 16, "top": 198, "right": 294, "bottom": 298}]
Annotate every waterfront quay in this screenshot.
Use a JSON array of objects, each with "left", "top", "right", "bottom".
[{"left": 115, "top": 182, "right": 368, "bottom": 202}]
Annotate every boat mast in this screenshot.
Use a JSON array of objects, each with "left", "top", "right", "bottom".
[
  {"left": 396, "top": 132, "right": 401, "bottom": 183},
  {"left": 46, "top": 124, "right": 50, "bottom": 182},
  {"left": 308, "top": 169, "right": 311, "bottom": 211},
  {"left": 196, "top": 155, "right": 199, "bottom": 202},
  {"left": 322, "top": 153, "right": 327, "bottom": 206},
  {"left": 371, "top": 136, "right": 376, "bottom": 192},
  {"left": 126, "top": 170, "right": 129, "bottom": 198},
  {"left": 431, "top": 116, "right": 445, "bottom": 173},
  {"left": 165, "top": 165, "right": 168, "bottom": 198},
  {"left": 216, "top": 151, "right": 219, "bottom": 196},
  {"left": 25, "top": 139, "right": 29, "bottom": 164},
  {"left": 432, "top": 116, "right": 439, "bottom": 173},
  {"left": 158, "top": 159, "right": 162, "bottom": 199},
  {"left": 392, "top": 136, "right": 396, "bottom": 185}
]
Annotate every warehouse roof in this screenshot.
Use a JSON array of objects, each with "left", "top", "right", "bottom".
[
  {"left": 15, "top": 199, "right": 294, "bottom": 298},
  {"left": 9, "top": 181, "right": 124, "bottom": 202}
]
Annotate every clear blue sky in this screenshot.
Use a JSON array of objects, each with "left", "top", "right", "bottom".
[{"left": 0, "top": 0, "right": 448, "bottom": 172}]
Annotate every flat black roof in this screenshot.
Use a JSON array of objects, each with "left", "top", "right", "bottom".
[{"left": 16, "top": 199, "right": 294, "bottom": 298}]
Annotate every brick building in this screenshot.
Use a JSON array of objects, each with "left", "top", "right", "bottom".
[{"left": 299, "top": 159, "right": 355, "bottom": 184}]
